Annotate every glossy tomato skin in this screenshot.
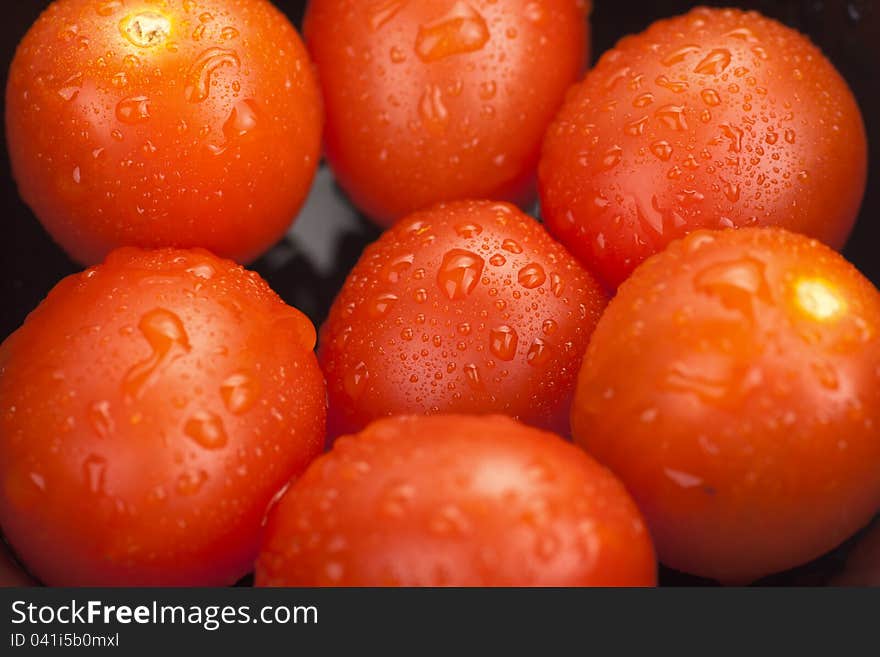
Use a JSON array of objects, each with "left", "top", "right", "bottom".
[
  {"left": 539, "top": 7, "right": 867, "bottom": 289},
  {"left": 319, "top": 200, "right": 607, "bottom": 439},
  {"left": 6, "top": 0, "right": 322, "bottom": 265},
  {"left": 571, "top": 228, "right": 880, "bottom": 583},
  {"left": 256, "top": 415, "right": 656, "bottom": 587},
  {"left": 304, "top": 0, "right": 590, "bottom": 226},
  {"left": 0, "top": 248, "right": 326, "bottom": 586}
]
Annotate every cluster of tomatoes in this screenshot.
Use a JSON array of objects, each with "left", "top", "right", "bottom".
[{"left": 1, "top": 0, "right": 878, "bottom": 587}]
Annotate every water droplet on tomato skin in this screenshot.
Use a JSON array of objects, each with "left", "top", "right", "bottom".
[
  {"left": 490, "top": 326, "right": 519, "bottom": 361},
  {"left": 88, "top": 400, "right": 114, "bottom": 437},
  {"left": 116, "top": 96, "right": 151, "bottom": 124},
  {"left": 123, "top": 309, "right": 191, "bottom": 399},
  {"left": 185, "top": 48, "right": 241, "bottom": 103},
  {"left": 415, "top": 2, "right": 490, "bottom": 63},
  {"left": 176, "top": 469, "right": 208, "bottom": 496},
  {"left": 220, "top": 372, "right": 259, "bottom": 415},
  {"left": 345, "top": 362, "right": 370, "bottom": 401},
  {"left": 184, "top": 410, "right": 229, "bottom": 449},
  {"left": 437, "top": 250, "right": 485, "bottom": 300},
  {"left": 518, "top": 263, "right": 547, "bottom": 290},
  {"left": 83, "top": 455, "right": 108, "bottom": 494}
]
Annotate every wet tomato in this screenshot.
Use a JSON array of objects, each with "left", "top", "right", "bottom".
[
  {"left": 256, "top": 414, "right": 656, "bottom": 587},
  {"left": 539, "top": 7, "right": 867, "bottom": 289},
  {"left": 319, "top": 200, "right": 607, "bottom": 439},
  {"left": 304, "top": 0, "right": 590, "bottom": 226},
  {"left": 571, "top": 228, "right": 880, "bottom": 583},
  {"left": 6, "top": 0, "right": 322, "bottom": 265},
  {"left": 0, "top": 248, "right": 326, "bottom": 585}
]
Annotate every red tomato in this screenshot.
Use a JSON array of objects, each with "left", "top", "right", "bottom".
[
  {"left": 6, "top": 0, "right": 322, "bottom": 265},
  {"left": 256, "top": 414, "right": 656, "bottom": 586},
  {"left": 571, "top": 228, "right": 880, "bottom": 583},
  {"left": 539, "top": 7, "right": 867, "bottom": 289},
  {"left": 304, "top": 0, "right": 590, "bottom": 226},
  {"left": 319, "top": 200, "right": 607, "bottom": 438},
  {"left": 0, "top": 248, "right": 326, "bottom": 585}
]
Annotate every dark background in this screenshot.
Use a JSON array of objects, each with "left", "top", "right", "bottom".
[{"left": 0, "top": 1, "right": 877, "bottom": 585}]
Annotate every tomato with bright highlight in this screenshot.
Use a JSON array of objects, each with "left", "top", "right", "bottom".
[
  {"left": 256, "top": 414, "right": 656, "bottom": 586},
  {"left": 571, "top": 228, "right": 880, "bottom": 583},
  {"left": 0, "top": 248, "right": 326, "bottom": 586},
  {"left": 539, "top": 7, "right": 867, "bottom": 289},
  {"left": 304, "top": 0, "right": 591, "bottom": 226},
  {"left": 319, "top": 200, "right": 607, "bottom": 439},
  {"left": 6, "top": 0, "right": 322, "bottom": 265}
]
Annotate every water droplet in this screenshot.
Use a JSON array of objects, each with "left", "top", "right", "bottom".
[
  {"left": 664, "top": 468, "right": 704, "bottom": 489},
  {"left": 437, "top": 249, "right": 485, "bottom": 300},
  {"left": 381, "top": 482, "right": 416, "bottom": 518},
  {"left": 524, "top": 2, "right": 545, "bottom": 22},
  {"left": 369, "top": 292, "right": 399, "bottom": 318},
  {"left": 221, "top": 26, "right": 240, "bottom": 40},
  {"left": 811, "top": 361, "right": 840, "bottom": 390},
  {"left": 527, "top": 338, "right": 551, "bottom": 366},
  {"left": 384, "top": 254, "right": 414, "bottom": 283},
  {"left": 184, "top": 410, "right": 228, "bottom": 449},
  {"left": 650, "top": 140, "right": 673, "bottom": 161},
  {"left": 625, "top": 116, "right": 648, "bottom": 136},
  {"left": 701, "top": 89, "right": 721, "bottom": 107},
  {"left": 518, "top": 263, "right": 546, "bottom": 289},
  {"left": 389, "top": 45, "right": 406, "bottom": 63},
  {"left": 369, "top": 0, "right": 407, "bottom": 30},
  {"left": 418, "top": 84, "right": 449, "bottom": 128},
  {"left": 655, "top": 104, "right": 688, "bottom": 131},
  {"left": 719, "top": 123, "right": 744, "bottom": 152},
  {"left": 784, "top": 128, "right": 796, "bottom": 144},
  {"left": 633, "top": 92, "right": 654, "bottom": 108},
  {"left": 695, "top": 258, "right": 770, "bottom": 318},
  {"left": 176, "top": 469, "right": 208, "bottom": 495},
  {"left": 694, "top": 48, "right": 732, "bottom": 75},
  {"left": 501, "top": 239, "right": 523, "bottom": 254},
  {"left": 116, "top": 95, "right": 151, "bottom": 124},
  {"left": 479, "top": 80, "right": 497, "bottom": 99},
  {"left": 220, "top": 372, "right": 259, "bottom": 415},
  {"left": 662, "top": 44, "right": 701, "bottom": 66},
  {"left": 600, "top": 145, "right": 623, "bottom": 170},
  {"left": 723, "top": 181, "right": 741, "bottom": 203},
  {"left": 83, "top": 455, "right": 107, "bottom": 494},
  {"left": 415, "top": 2, "right": 490, "bottom": 62},
  {"left": 185, "top": 48, "right": 240, "bottom": 103},
  {"left": 123, "top": 309, "right": 191, "bottom": 398},
  {"left": 655, "top": 75, "right": 688, "bottom": 93},
  {"left": 345, "top": 362, "right": 369, "bottom": 400},
  {"left": 458, "top": 362, "right": 483, "bottom": 391},
  {"left": 120, "top": 12, "right": 171, "bottom": 48},
  {"left": 57, "top": 72, "right": 83, "bottom": 101},
  {"left": 726, "top": 27, "right": 757, "bottom": 41},
  {"left": 489, "top": 254, "right": 506, "bottom": 267},
  {"left": 550, "top": 273, "right": 565, "bottom": 297},
  {"left": 490, "top": 326, "right": 519, "bottom": 361},
  {"left": 542, "top": 319, "right": 558, "bottom": 335},
  {"left": 455, "top": 222, "right": 483, "bottom": 238},
  {"left": 85, "top": 401, "right": 114, "bottom": 439}
]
